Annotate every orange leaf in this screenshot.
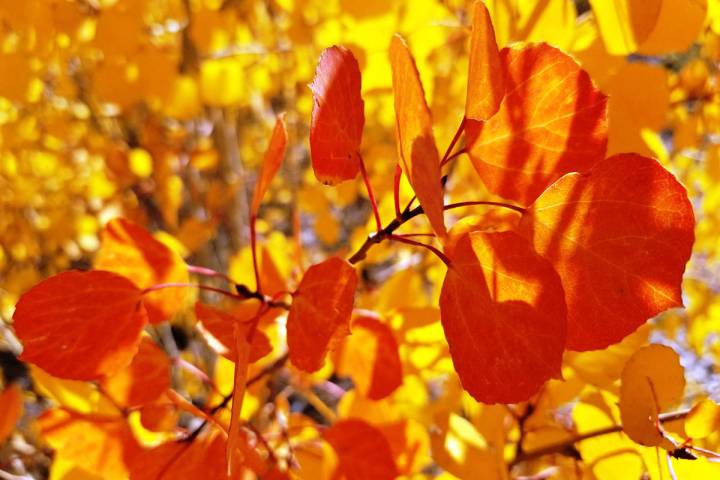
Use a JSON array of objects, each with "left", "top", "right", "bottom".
[
  {"left": 39, "top": 408, "right": 141, "bottom": 479},
  {"left": 13, "top": 270, "right": 147, "bottom": 381},
  {"left": 0, "top": 385, "right": 23, "bottom": 444},
  {"left": 95, "top": 218, "right": 189, "bottom": 324},
  {"left": 390, "top": 34, "right": 446, "bottom": 238},
  {"left": 251, "top": 115, "right": 287, "bottom": 216},
  {"left": 323, "top": 419, "right": 398, "bottom": 480},
  {"left": 466, "top": 43, "right": 608, "bottom": 206},
  {"left": 309, "top": 45, "right": 364, "bottom": 185},
  {"left": 195, "top": 301, "right": 272, "bottom": 362},
  {"left": 337, "top": 316, "right": 402, "bottom": 400},
  {"left": 465, "top": 0, "right": 505, "bottom": 121},
  {"left": 227, "top": 322, "right": 251, "bottom": 477},
  {"left": 287, "top": 257, "right": 357, "bottom": 372},
  {"left": 519, "top": 153, "right": 695, "bottom": 351},
  {"left": 439, "top": 231, "right": 566, "bottom": 404},
  {"left": 100, "top": 337, "right": 170, "bottom": 408}
]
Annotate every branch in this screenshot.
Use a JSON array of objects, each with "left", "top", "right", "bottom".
[{"left": 511, "top": 409, "right": 691, "bottom": 466}]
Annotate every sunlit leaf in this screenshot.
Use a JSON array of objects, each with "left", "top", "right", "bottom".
[{"left": 323, "top": 419, "right": 398, "bottom": 480}]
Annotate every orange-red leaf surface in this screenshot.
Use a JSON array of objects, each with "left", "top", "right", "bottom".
[
  {"left": 466, "top": 0, "right": 505, "bottom": 121},
  {"left": 0, "top": 385, "right": 23, "bottom": 444},
  {"left": 39, "top": 408, "right": 141, "bottom": 479},
  {"left": 195, "top": 302, "right": 272, "bottom": 362},
  {"left": 13, "top": 270, "right": 147, "bottom": 381},
  {"left": 251, "top": 115, "right": 287, "bottom": 216},
  {"left": 100, "top": 337, "right": 170, "bottom": 408},
  {"left": 309, "top": 45, "right": 364, "bottom": 185},
  {"left": 466, "top": 43, "right": 608, "bottom": 206},
  {"left": 390, "top": 34, "right": 446, "bottom": 238},
  {"left": 337, "top": 315, "right": 402, "bottom": 400},
  {"left": 323, "top": 419, "right": 398, "bottom": 480},
  {"left": 439, "top": 231, "right": 566, "bottom": 404},
  {"left": 95, "top": 218, "right": 188, "bottom": 324},
  {"left": 519, "top": 153, "right": 695, "bottom": 350},
  {"left": 287, "top": 257, "right": 357, "bottom": 372}
]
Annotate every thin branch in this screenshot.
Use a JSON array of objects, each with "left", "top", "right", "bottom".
[
  {"left": 186, "top": 264, "right": 236, "bottom": 284},
  {"left": 444, "top": 200, "right": 526, "bottom": 214},
  {"left": 512, "top": 409, "right": 691, "bottom": 466},
  {"left": 387, "top": 234, "right": 451, "bottom": 266}
]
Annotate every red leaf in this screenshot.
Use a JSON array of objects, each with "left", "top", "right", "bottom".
[
  {"left": 336, "top": 316, "right": 402, "bottom": 400},
  {"left": 323, "top": 419, "right": 398, "bottom": 480},
  {"left": 13, "top": 270, "right": 147, "bottom": 381},
  {"left": 309, "top": 45, "right": 364, "bottom": 185},
  {"left": 287, "top": 257, "right": 357, "bottom": 372},
  {"left": 0, "top": 385, "right": 22, "bottom": 445},
  {"left": 95, "top": 218, "right": 188, "bottom": 324},
  {"left": 519, "top": 153, "right": 694, "bottom": 350},
  {"left": 194, "top": 301, "right": 272, "bottom": 363},
  {"left": 466, "top": 43, "right": 608, "bottom": 206},
  {"left": 466, "top": 0, "right": 505, "bottom": 121},
  {"left": 100, "top": 337, "right": 170, "bottom": 408},
  {"left": 251, "top": 115, "right": 287, "bottom": 216},
  {"left": 439, "top": 231, "right": 566, "bottom": 403},
  {"left": 390, "top": 34, "right": 446, "bottom": 238}
]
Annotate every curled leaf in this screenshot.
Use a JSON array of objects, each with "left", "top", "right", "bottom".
[
  {"left": 439, "top": 231, "right": 566, "bottom": 404},
  {"left": 13, "top": 270, "right": 147, "bottom": 381},
  {"left": 309, "top": 46, "right": 364, "bottom": 185}
]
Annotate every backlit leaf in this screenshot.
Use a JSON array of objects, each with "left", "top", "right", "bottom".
[
  {"left": 13, "top": 270, "right": 147, "bottom": 381},
  {"left": 287, "top": 257, "right": 358, "bottom": 372},
  {"left": 466, "top": 0, "right": 505, "bottom": 121},
  {"left": 309, "top": 46, "right": 364, "bottom": 185},
  {"left": 439, "top": 231, "right": 566, "bottom": 404},
  {"left": 466, "top": 43, "right": 608, "bottom": 206},
  {"left": 619, "top": 344, "right": 685, "bottom": 448},
  {"left": 251, "top": 115, "right": 287, "bottom": 216},
  {"left": 519, "top": 153, "right": 695, "bottom": 350},
  {"left": 686, "top": 397, "right": 720, "bottom": 439},
  {"left": 195, "top": 301, "right": 272, "bottom": 362},
  {"left": 323, "top": 419, "right": 398, "bottom": 480},
  {"left": 390, "top": 34, "right": 446, "bottom": 238},
  {"left": 95, "top": 218, "right": 189, "bottom": 324}
]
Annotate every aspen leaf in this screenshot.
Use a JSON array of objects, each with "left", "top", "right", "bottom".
[
  {"left": 309, "top": 46, "right": 364, "bottom": 185},
  {"left": 466, "top": 43, "right": 608, "bottom": 206},
  {"left": 619, "top": 344, "right": 685, "bottom": 448},
  {"left": 466, "top": 0, "right": 505, "bottom": 121},
  {"left": 194, "top": 302, "right": 272, "bottom": 362},
  {"left": 287, "top": 257, "right": 358, "bottom": 372},
  {"left": 251, "top": 115, "right": 287, "bottom": 216},
  {"left": 686, "top": 398, "right": 720, "bottom": 439},
  {"left": 95, "top": 218, "right": 189, "bottom": 324},
  {"left": 336, "top": 315, "right": 402, "bottom": 400},
  {"left": 519, "top": 153, "right": 695, "bottom": 351},
  {"left": 439, "top": 231, "right": 566, "bottom": 404},
  {"left": 0, "top": 385, "right": 22, "bottom": 444},
  {"left": 390, "top": 34, "right": 446, "bottom": 238},
  {"left": 323, "top": 419, "right": 398, "bottom": 480},
  {"left": 13, "top": 270, "right": 147, "bottom": 381},
  {"left": 100, "top": 337, "right": 170, "bottom": 408}
]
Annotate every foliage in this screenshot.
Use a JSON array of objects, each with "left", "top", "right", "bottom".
[{"left": 1, "top": 0, "right": 720, "bottom": 479}]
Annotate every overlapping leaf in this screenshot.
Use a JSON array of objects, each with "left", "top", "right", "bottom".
[
  {"left": 390, "top": 34, "right": 446, "bottom": 238},
  {"left": 323, "top": 419, "right": 398, "bottom": 480},
  {"left": 309, "top": 46, "right": 364, "bottom": 185},
  {"left": 287, "top": 257, "right": 357, "bottom": 372},
  {"left": 466, "top": 0, "right": 505, "bottom": 121},
  {"left": 195, "top": 301, "right": 272, "bottom": 362},
  {"left": 466, "top": 43, "right": 608, "bottom": 206},
  {"left": 439, "top": 231, "right": 566, "bottom": 404},
  {"left": 519, "top": 153, "right": 695, "bottom": 350},
  {"left": 13, "top": 270, "right": 147, "bottom": 380}
]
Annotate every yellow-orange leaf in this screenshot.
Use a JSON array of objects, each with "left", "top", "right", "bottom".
[
  {"left": 323, "top": 419, "right": 398, "bottom": 480},
  {"left": 466, "top": 0, "right": 505, "bottom": 121},
  {"left": 287, "top": 257, "right": 357, "bottom": 372},
  {"left": 466, "top": 43, "right": 608, "bottom": 206},
  {"left": 95, "top": 218, "right": 189, "bottom": 324},
  {"left": 251, "top": 115, "right": 287, "bottom": 216},
  {"left": 619, "top": 344, "right": 685, "bottom": 448},
  {"left": 13, "top": 270, "right": 147, "bottom": 381},
  {"left": 390, "top": 34, "right": 446, "bottom": 238},
  {"left": 519, "top": 153, "right": 695, "bottom": 351},
  {"left": 439, "top": 231, "right": 566, "bottom": 404}
]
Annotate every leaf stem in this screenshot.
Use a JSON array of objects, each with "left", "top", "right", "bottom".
[
  {"left": 445, "top": 200, "right": 526, "bottom": 214},
  {"left": 358, "top": 153, "right": 383, "bottom": 232},
  {"left": 440, "top": 117, "right": 466, "bottom": 167},
  {"left": 250, "top": 214, "right": 262, "bottom": 294},
  {"left": 186, "top": 264, "right": 236, "bottom": 284},
  {"left": 387, "top": 234, "right": 451, "bottom": 266},
  {"left": 393, "top": 164, "right": 403, "bottom": 220}
]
